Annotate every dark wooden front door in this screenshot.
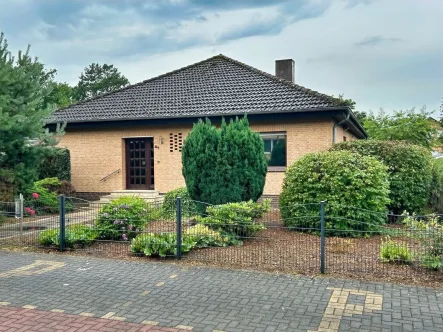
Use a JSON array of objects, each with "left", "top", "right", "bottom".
[{"left": 125, "top": 138, "right": 154, "bottom": 189}]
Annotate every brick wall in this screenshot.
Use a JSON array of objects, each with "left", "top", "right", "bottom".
[{"left": 58, "top": 119, "right": 335, "bottom": 196}]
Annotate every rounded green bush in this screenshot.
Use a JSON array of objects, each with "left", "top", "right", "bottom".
[
  {"left": 331, "top": 140, "right": 433, "bottom": 213},
  {"left": 280, "top": 151, "right": 390, "bottom": 234},
  {"left": 95, "top": 196, "right": 155, "bottom": 240},
  {"left": 161, "top": 187, "right": 196, "bottom": 219}
]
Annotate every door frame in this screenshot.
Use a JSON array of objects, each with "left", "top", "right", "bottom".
[{"left": 124, "top": 137, "right": 154, "bottom": 190}]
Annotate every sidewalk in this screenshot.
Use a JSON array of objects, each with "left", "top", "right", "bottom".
[{"left": 0, "top": 250, "right": 442, "bottom": 331}]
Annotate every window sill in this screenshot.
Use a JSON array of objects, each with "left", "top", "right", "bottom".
[{"left": 267, "top": 166, "right": 286, "bottom": 172}]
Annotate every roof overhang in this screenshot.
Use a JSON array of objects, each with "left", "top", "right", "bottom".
[{"left": 46, "top": 106, "right": 367, "bottom": 139}]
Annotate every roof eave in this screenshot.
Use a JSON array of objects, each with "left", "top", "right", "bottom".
[{"left": 46, "top": 106, "right": 353, "bottom": 125}]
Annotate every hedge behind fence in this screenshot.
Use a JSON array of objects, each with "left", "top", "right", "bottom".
[
  {"left": 39, "top": 148, "right": 71, "bottom": 181},
  {"left": 331, "top": 140, "right": 433, "bottom": 214}
]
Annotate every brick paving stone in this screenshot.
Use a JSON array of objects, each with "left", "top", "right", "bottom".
[{"left": 0, "top": 251, "right": 443, "bottom": 331}]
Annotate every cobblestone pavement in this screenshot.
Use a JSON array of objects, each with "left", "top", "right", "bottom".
[{"left": 0, "top": 251, "right": 442, "bottom": 332}]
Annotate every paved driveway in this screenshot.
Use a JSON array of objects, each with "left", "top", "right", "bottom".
[{"left": 0, "top": 251, "right": 442, "bottom": 332}]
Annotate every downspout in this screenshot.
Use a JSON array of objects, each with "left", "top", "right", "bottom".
[{"left": 332, "top": 110, "right": 350, "bottom": 144}]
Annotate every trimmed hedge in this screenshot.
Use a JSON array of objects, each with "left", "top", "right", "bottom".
[
  {"left": 39, "top": 148, "right": 71, "bottom": 181},
  {"left": 331, "top": 140, "right": 433, "bottom": 213},
  {"left": 280, "top": 151, "right": 390, "bottom": 234}
]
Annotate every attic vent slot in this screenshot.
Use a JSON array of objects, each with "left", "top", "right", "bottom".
[{"left": 169, "top": 133, "right": 183, "bottom": 152}]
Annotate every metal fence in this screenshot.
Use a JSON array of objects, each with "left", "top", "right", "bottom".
[{"left": 1, "top": 195, "right": 442, "bottom": 283}]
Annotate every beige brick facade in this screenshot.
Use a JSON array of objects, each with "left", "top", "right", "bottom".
[{"left": 58, "top": 118, "right": 351, "bottom": 196}]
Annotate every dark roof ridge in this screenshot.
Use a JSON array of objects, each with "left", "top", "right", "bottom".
[{"left": 52, "top": 53, "right": 341, "bottom": 114}]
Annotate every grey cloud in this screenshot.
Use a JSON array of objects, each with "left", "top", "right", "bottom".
[{"left": 354, "top": 36, "right": 403, "bottom": 47}]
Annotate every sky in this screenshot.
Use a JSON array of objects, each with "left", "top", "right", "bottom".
[{"left": 0, "top": 0, "right": 442, "bottom": 114}]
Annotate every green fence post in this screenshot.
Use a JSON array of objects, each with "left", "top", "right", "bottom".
[
  {"left": 320, "top": 201, "right": 326, "bottom": 274},
  {"left": 176, "top": 196, "right": 182, "bottom": 259},
  {"left": 59, "top": 195, "right": 66, "bottom": 251}
]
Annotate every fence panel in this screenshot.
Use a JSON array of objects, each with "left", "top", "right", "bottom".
[{"left": 2, "top": 194, "right": 442, "bottom": 284}]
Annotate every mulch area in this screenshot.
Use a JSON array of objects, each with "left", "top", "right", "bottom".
[{"left": 2, "top": 213, "right": 443, "bottom": 288}]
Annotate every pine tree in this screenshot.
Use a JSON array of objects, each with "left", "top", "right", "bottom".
[
  {"left": 0, "top": 32, "right": 60, "bottom": 199},
  {"left": 182, "top": 116, "right": 267, "bottom": 206},
  {"left": 73, "top": 63, "right": 129, "bottom": 101}
]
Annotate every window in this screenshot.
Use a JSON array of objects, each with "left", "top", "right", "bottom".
[
  {"left": 343, "top": 136, "right": 347, "bottom": 142},
  {"left": 260, "top": 132, "right": 286, "bottom": 167}
]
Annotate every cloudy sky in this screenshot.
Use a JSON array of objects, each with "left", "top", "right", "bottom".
[{"left": 1, "top": 0, "right": 442, "bottom": 114}]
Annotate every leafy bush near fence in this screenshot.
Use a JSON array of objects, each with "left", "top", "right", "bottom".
[
  {"left": 379, "top": 237, "right": 413, "bottom": 264},
  {"left": 95, "top": 196, "right": 157, "bottom": 240},
  {"left": 38, "top": 225, "right": 97, "bottom": 248},
  {"left": 331, "top": 140, "right": 433, "bottom": 214},
  {"left": 280, "top": 151, "right": 390, "bottom": 235},
  {"left": 402, "top": 213, "right": 443, "bottom": 270},
  {"left": 161, "top": 187, "right": 196, "bottom": 219},
  {"left": 184, "top": 224, "right": 234, "bottom": 248},
  {"left": 195, "top": 200, "right": 270, "bottom": 237},
  {"left": 25, "top": 177, "right": 75, "bottom": 214},
  {"left": 430, "top": 158, "right": 443, "bottom": 212},
  {"left": 182, "top": 117, "right": 267, "bottom": 206},
  {"left": 130, "top": 233, "right": 196, "bottom": 257},
  {"left": 39, "top": 148, "right": 71, "bottom": 181}
]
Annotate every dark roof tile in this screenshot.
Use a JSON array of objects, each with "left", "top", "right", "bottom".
[{"left": 48, "top": 54, "right": 342, "bottom": 124}]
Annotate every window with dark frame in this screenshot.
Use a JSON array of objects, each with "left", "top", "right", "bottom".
[{"left": 260, "top": 132, "right": 286, "bottom": 167}]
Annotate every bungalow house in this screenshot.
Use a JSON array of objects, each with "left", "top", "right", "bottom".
[{"left": 47, "top": 54, "right": 366, "bottom": 201}]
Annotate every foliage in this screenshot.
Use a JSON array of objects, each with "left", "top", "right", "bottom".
[
  {"left": 73, "top": 63, "right": 130, "bottom": 101},
  {"left": 0, "top": 169, "right": 14, "bottom": 201},
  {"left": 331, "top": 140, "right": 433, "bottom": 214},
  {"left": 336, "top": 94, "right": 356, "bottom": 110},
  {"left": 379, "top": 237, "right": 413, "bottom": 264},
  {"left": 161, "top": 187, "right": 196, "bottom": 219},
  {"left": 184, "top": 224, "right": 234, "bottom": 248},
  {"left": 182, "top": 117, "right": 267, "bottom": 206},
  {"left": 402, "top": 213, "right": 443, "bottom": 270},
  {"left": 95, "top": 196, "right": 154, "bottom": 240},
  {"left": 195, "top": 200, "right": 270, "bottom": 237},
  {"left": 38, "top": 225, "right": 97, "bottom": 248},
  {"left": 430, "top": 158, "right": 443, "bottom": 212},
  {"left": 363, "top": 108, "right": 439, "bottom": 149},
  {"left": 25, "top": 177, "right": 74, "bottom": 214},
  {"left": 39, "top": 148, "right": 71, "bottom": 181},
  {"left": 130, "top": 233, "right": 196, "bottom": 257},
  {"left": 280, "top": 151, "right": 390, "bottom": 235},
  {"left": 46, "top": 82, "right": 74, "bottom": 108},
  {"left": 0, "top": 32, "right": 64, "bottom": 196}
]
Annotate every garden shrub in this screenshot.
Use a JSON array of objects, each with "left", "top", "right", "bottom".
[
  {"left": 430, "top": 158, "right": 443, "bottom": 212},
  {"left": 130, "top": 233, "right": 196, "bottom": 257},
  {"left": 161, "top": 187, "right": 196, "bottom": 219},
  {"left": 402, "top": 213, "right": 443, "bottom": 270},
  {"left": 331, "top": 140, "right": 433, "bottom": 214},
  {"left": 182, "top": 116, "right": 267, "bottom": 206},
  {"left": 195, "top": 200, "right": 270, "bottom": 237},
  {"left": 38, "top": 225, "right": 97, "bottom": 248},
  {"left": 184, "top": 224, "right": 234, "bottom": 248},
  {"left": 25, "top": 177, "right": 75, "bottom": 214},
  {"left": 0, "top": 169, "right": 14, "bottom": 201},
  {"left": 95, "top": 196, "right": 155, "bottom": 240},
  {"left": 39, "top": 148, "right": 71, "bottom": 181},
  {"left": 379, "top": 237, "right": 413, "bottom": 264},
  {"left": 280, "top": 151, "right": 390, "bottom": 235}
]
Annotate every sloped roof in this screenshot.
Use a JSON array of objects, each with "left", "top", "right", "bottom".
[{"left": 48, "top": 54, "right": 345, "bottom": 124}]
